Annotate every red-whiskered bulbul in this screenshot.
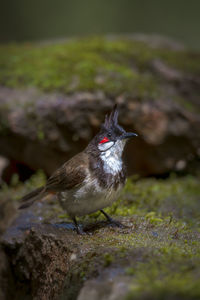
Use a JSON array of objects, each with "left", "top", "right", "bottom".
[{"left": 19, "top": 105, "right": 137, "bottom": 234}]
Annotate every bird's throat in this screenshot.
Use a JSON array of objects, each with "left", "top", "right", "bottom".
[{"left": 99, "top": 140, "right": 125, "bottom": 175}]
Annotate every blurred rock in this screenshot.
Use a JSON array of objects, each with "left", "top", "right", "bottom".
[
  {"left": 0, "top": 196, "right": 17, "bottom": 236},
  {"left": 0, "top": 36, "right": 200, "bottom": 177},
  {"left": 77, "top": 271, "right": 131, "bottom": 300},
  {"left": 131, "top": 33, "right": 186, "bottom": 50},
  {"left": 0, "top": 87, "right": 199, "bottom": 177},
  {"left": 0, "top": 156, "right": 9, "bottom": 184}
]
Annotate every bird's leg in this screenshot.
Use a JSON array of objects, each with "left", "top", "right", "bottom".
[
  {"left": 72, "top": 217, "right": 85, "bottom": 235},
  {"left": 100, "top": 209, "right": 125, "bottom": 228}
]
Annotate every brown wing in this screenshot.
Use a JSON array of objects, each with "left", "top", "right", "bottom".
[{"left": 45, "top": 152, "right": 88, "bottom": 192}]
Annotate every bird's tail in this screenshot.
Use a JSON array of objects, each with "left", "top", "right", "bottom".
[{"left": 19, "top": 186, "right": 46, "bottom": 209}]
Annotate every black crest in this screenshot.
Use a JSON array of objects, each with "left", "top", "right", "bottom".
[{"left": 103, "top": 104, "right": 119, "bottom": 130}]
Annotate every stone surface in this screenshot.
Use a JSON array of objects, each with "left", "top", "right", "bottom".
[{"left": 0, "top": 174, "right": 200, "bottom": 300}]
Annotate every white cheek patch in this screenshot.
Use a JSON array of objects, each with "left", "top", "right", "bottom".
[{"left": 98, "top": 141, "right": 114, "bottom": 152}]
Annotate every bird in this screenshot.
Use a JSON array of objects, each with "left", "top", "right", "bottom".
[{"left": 19, "top": 105, "right": 138, "bottom": 234}]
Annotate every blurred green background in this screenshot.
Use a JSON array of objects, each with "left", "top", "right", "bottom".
[{"left": 1, "top": 0, "right": 200, "bottom": 49}]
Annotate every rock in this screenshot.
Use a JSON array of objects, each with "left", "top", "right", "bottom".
[
  {"left": 0, "top": 193, "right": 18, "bottom": 300},
  {"left": 1, "top": 174, "right": 200, "bottom": 299},
  {"left": 0, "top": 36, "right": 200, "bottom": 177},
  {"left": 2, "top": 224, "right": 74, "bottom": 299},
  {"left": 0, "top": 195, "right": 17, "bottom": 236},
  {"left": 0, "top": 156, "right": 9, "bottom": 184},
  {"left": 77, "top": 270, "right": 132, "bottom": 300},
  {"left": 1, "top": 210, "right": 135, "bottom": 300},
  {"left": 0, "top": 87, "right": 200, "bottom": 177}
]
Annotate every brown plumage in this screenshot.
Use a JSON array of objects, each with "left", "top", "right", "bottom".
[
  {"left": 19, "top": 105, "right": 137, "bottom": 234},
  {"left": 19, "top": 152, "right": 87, "bottom": 209}
]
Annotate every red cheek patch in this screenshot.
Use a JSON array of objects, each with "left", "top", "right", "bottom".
[{"left": 99, "top": 137, "right": 109, "bottom": 144}]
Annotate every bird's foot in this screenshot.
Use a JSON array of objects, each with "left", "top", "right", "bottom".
[
  {"left": 75, "top": 226, "right": 87, "bottom": 235},
  {"left": 72, "top": 217, "right": 89, "bottom": 235},
  {"left": 100, "top": 209, "right": 127, "bottom": 229},
  {"left": 108, "top": 218, "right": 127, "bottom": 229}
]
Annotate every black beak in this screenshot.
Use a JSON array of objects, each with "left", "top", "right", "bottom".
[{"left": 121, "top": 132, "right": 138, "bottom": 140}]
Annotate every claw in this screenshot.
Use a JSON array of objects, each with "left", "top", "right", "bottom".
[
  {"left": 100, "top": 209, "right": 127, "bottom": 229},
  {"left": 72, "top": 216, "right": 87, "bottom": 235},
  {"left": 76, "top": 226, "right": 87, "bottom": 235},
  {"left": 108, "top": 219, "right": 126, "bottom": 228}
]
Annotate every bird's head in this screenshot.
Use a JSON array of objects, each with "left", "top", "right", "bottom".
[{"left": 90, "top": 105, "right": 138, "bottom": 155}]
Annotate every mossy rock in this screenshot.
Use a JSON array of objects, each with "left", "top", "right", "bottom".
[
  {"left": 1, "top": 172, "right": 200, "bottom": 299},
  {"left": 0, "top": 36, "right": 200, "bottom": 178},
  {"left": 0, "top": 36, "right": 200, "bottom": 97},
  {"left": 1, "top": 37, "right": 200, "bottom": 299}
]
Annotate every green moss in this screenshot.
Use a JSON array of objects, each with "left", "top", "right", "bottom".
[
  {"left": 37, "top": 130, "right": 44, "bottom": 141},
  {"left": 1, "top": 37, "right": 199, "bottom": 98},
  {"left": 65, "top": 216, "right": 200, "bottom": 299},
  {"left": 103, "top": 174, "right": 200, "bottom": 229},
  {"left": 2, "top": 172, "right": 200, "bottom": 299},
  {"left": 155, "top": 49, "right": 200, "bottom": 75},
  {"left": 103, "top": 253, "right": 114, "bottom": 267},
  {"left": 126, "top": 270, "right": 200, "bottom": 300},
  {"left": 0, "top": 170, "right": 47, "bottom": 202},
  {"left": 125, "top": 239, "right": 200, "bottom": 299},
  {"left": 145, "top": 212, "right": 163, "bottom": 224},
  {"left": 174, "top": 96, "right": 200, "bottom": 113},
  {"left": 0, "top": 38, "right": 154, "bottom": 96}
]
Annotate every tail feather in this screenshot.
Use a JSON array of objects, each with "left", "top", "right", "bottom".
[{"left": 19, "top": 186, "right": 46, "bottom": 209}]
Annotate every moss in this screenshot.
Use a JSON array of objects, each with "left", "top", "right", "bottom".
[
  {"left": 0, "top": 170, "right": 47, "bottom": 202},
  {"left": 155, "top": 49, "right": 200, "bottom": 75},
  {"left": 0, "top": 37, "right": 199, "bottom": 99},
  {"left": 65, "top": 174, "right": 199, "bottom": 299},
  {"left": 126, "top": 269, "right": 200, "bottom": 300},
  {"left": 125, "top": 239, "right": 200, "bottom": 299},
  {"left": 0, "top": 38, "right": 154, "bottom": 96},
  {"left": 37, "top": 131, "right": 45, "bottom": 140},
  {"left": 2, "top": 172, "right": 200, "bottom": 299},
  {"left": 103, "top": 253, "right": 114, "bottom": 267},
  {"left": 63, "top": 217, "right": 200, "bottom": 299},
  {"left": 174, "top": 96, "right": 200, "bottom": 113},
  {"left": 103, "top": 174, "right": 200, "bottom": 229}
]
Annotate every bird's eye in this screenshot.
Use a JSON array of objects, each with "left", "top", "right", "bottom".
[
  {"left": 99, "top": 137, "right": 109, "bottom": 144},
  {"left": 107, "top": 132, "right": 112, "bottom": 137}
]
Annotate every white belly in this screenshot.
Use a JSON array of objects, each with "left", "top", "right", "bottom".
[{"left": 58, "top": 177, "right": 122, "bottom": 217}]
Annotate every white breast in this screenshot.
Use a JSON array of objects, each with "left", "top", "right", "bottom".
[
  {"left": 99, "top": 139, "right": 126, "bottom": 175},
  {"left": 59, "top": 173, "right": 121, "bottom": 217},
  {"left": 59, "top": 140, "right": 126, "bottom": 217}
]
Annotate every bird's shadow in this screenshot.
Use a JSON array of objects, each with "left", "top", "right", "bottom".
[
  {"left": 54, "top": 220, "right": 112, "bottom": 233},
  {"left": 17, "top": 220, "right": 114, "bottom": 235}
]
